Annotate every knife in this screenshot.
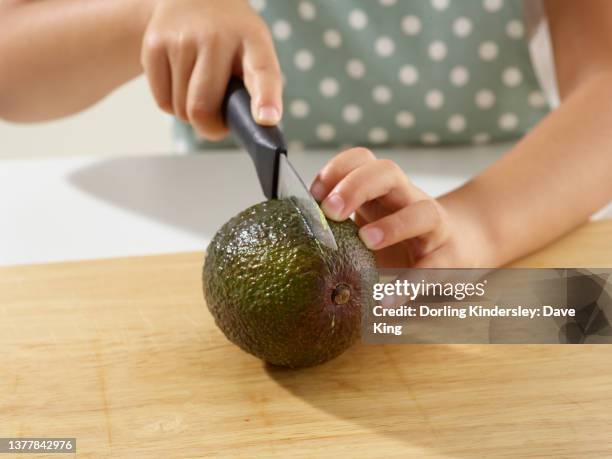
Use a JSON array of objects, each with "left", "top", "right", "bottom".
[{"left": 222, "top": 77, "right": 338, "bottom": 251}]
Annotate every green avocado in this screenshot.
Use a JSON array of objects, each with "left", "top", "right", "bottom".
[{"left": 203, "top": 199, "right": 377, "bottom": 368}]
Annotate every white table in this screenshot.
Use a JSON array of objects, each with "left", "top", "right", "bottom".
[{"left": 2, "top": 144, "right": 609, "bottom": 266}]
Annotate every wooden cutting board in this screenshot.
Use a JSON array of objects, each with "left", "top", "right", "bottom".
[{"left": 1, "top": 220, "right": 612, "bottom": 458}]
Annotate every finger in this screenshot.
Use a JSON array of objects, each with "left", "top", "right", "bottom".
[
  {"left": 321, "top": 159, "right": 426, "bottom": 221},
  {"left": 358, "top": 199, "right": 446, "bottom": 250},
  {"left": 168, "top": 39, "right": 197, "bottom": 122},
  {"left": 186, "top": 43, "right": 236, "bottom": 141},
  {"left": 141, "top": 36, "right": 173, "bottom": 113},
  {"left": 241, "top": 28, "right": 283, "bottom": 125},
  {"left": 310, "top": 147, "right": 376, "bottom": 202}
]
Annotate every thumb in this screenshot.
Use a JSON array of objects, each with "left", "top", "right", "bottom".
[{"left": 241, "top": 32, "right": 283, "bottom": 126}]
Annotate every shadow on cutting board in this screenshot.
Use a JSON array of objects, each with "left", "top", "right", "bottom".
[{"left": 265, "top": 343, "right": 584, "bottom": 458}]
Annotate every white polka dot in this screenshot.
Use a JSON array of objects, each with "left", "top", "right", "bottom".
[
  {"left": 506, "top": 20, "right": 524, "bottom": 39},
  {"left": 425, "top": 90, "right": 445, "bottom": 109},
  {"left": 346, "top": 59, "right": 365, "bottom": 79},
  {"left": 431, "top": 0, "right": 449, "bottom": 10},
  {"left": 319, "top": 78, "right": 339, "bottom": 97},
  {"left": 249, "top": 0, "right": 266, "bottom": 12},
  {"left": 475, "top": 89, "right": 496, "bottom": 109},
  {"left": 298, "top": 1, "right": 316, "bottom": 20},
  {"left": 290, "top": 99, "right": 309, "bottom": 118},
  {"left": 375, "top": 36, "right": 395, "bottom": 57},
  {"left": 472, "top": 133, "right": 491, "bottom": 145},
  {"left": 294, "top": 50, "right": 314, "bottom": 70},
  {"left": 528, "top": 90, "right": 547, "bottom": 108},
  {"left": 428, "top": 41, "right": 447, "bottom": 61},
  {"left": 499, "top": 113, "right": 518, "bottom": 130},
  {"left": 175, "top": 137, "right": 189, "bottom": 153},
  {"left": 288, "top": 140, "right": 305, "bottom": 151},
  {"left": 369, "top": 127, "right": 389, "bottom": 144},
  {"left": 380, "top": 0, "right": 396, "bottom": 5},
  {"left": 399, "top": 65, "right": 419, "bottom": 85},
  {"left": 479, "top": 41, "right": 499, "bottom": 61},
  {"left": 349, "top": 9, "right": 368, "bottom": 29},
  {"left": 450, "top": 66, "right": 470, "bottom": 86},
  {"left": 483, "top": 0, "right": 503, "bottom": 12},
  {"left": 342, "top": 104, "right": 362, "bottom": 123},
  {"left": 503, "top": 67, "right": 523, "bottom": 87},
  {"left": 272, "top": 20, "right": 292, "bottom": 41},
  {"left": 395, "top": 111, "right": 415, "bottom": 128},
  {"left": 323, "top": 29, "right": 342, "bottom": 48},
  {"left": 402, "top": 15, "right": 422, "bottom": 35},
  {"left": 447, "top": 114, "right": 467, "bottom": 133},
  {"left": 453, "top": 17, "right": 473, "bottom": 37},
  {"left": 316, "top": 123, "right": 336, "bottom": 141},
  {"left": 421, "top": 132, "right": 440, "bottom": 145},
  {"left": 372, "top": 85, "right": 393, "bottom": 104}
]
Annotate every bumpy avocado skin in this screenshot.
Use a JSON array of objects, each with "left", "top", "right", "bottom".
[{"left": 203, "top": 199, "right": 377, "bottom": 368}]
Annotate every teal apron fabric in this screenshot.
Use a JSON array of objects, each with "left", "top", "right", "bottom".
[{"left": 175, "top": 0, "right": 550, "bottom": 150}]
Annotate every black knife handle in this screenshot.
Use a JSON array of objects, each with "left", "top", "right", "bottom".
[{"left": 222, "top": 77, "right": 287, "bottom": 200}]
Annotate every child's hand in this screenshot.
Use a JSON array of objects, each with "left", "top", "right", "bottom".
[
  {"left": 311, "top": 148, "right": 489, "bottom": 268},
  {"left": 141, "top": 0, "right": 282, "bottom": 140}
]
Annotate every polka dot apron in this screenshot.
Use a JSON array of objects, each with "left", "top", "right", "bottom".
[{"left": 174, "top": 0, "right": 550, "bottom": 151}]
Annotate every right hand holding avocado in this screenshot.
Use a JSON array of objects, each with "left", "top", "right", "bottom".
[
  {"left": 310, "top": 148, "right": 495, "bottom": 269},
  {"left": 141, "top": 0, "right": 283, "bottom": 140}
]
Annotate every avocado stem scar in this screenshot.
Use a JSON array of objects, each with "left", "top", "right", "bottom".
[{"left": 332, "top": 283, "right": 351, "bottom": 305}]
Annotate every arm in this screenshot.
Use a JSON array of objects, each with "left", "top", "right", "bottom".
[
  {"left": 441, "top": 0, "right": 612, "bottom": 266},
  {"left": 311, "top": 0, "right": 612, "bottom": 268},
  {"left": 0, "top": 0, "right": 282, "bottom": 139},
  {"left": 0, "top": 0, "right": 150, "bottom": 122}
]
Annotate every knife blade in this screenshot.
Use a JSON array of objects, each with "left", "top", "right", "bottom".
[
  {"left": 277, "top": 155, "right": 338, "bottom": 251},
  {"left": 222, "top": 77, "right": 338, "bottom": 251}
]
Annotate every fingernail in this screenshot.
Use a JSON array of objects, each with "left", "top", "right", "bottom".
[
  {"left": 257, "top": 106, "right": 280, "bottom": 124},
  {"left": 322, "top": 193, "right": 345, "bottom": 220},
  {"left": 310, "top": 181, "right": 325, "bottom": 202},
  {"left": 360, "top": 226, "right": 384, "bottom": 248}
]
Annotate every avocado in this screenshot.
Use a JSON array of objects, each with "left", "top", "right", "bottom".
[{"left": 203, "top": 199, "right": 377, "bottom": 368}]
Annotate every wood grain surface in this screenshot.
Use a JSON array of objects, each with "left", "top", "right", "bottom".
[{"left": 1, "top": 220, "right": 612, "bottom": 458}]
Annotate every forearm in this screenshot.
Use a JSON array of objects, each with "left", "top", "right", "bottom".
[
  {"left": 441, "top": 72, "right": 612, "bottom": 266},
  {"left": 0, "top": 0, "right": 154, "bottom": 122}
]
